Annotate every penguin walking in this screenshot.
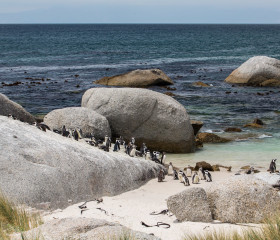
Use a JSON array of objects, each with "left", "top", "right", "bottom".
[
  {"left": 173, "top": 170, "right": 179, "bottom": 180},
  {"left": 182, "top": 173, "right": 190, "bottom": 186},
  {"left": 269, "top": 159, "right": 277, "bottom": 173},
  {"left": 198, "top": 167, "right": 206, "bottom": 180},
  {"left": 186, "top": 165, "right": 192, "bottom": 177},
  {"left": 178, "top": 170, "right": 184, "bottom": 183},
  {"left": 168, "top": 162, "right": 174, "bottom": 176},
  {"left": 205, "top": 170, "right": 212, "bottom": 182},
  {"left": 158, "top": 169, "right": 165, "bottom": 182},
  {"left": 192, "top": 172, "right": 200, "bottom": 184}
]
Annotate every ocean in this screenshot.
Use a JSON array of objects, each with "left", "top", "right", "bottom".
[{"left": 1, "top": 24, "right": 280, "bottom": 169}]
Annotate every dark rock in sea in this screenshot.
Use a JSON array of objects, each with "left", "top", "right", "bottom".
[
  {"left": 94, "top": 69, "right": 174, "bottom": 87},
  {"left": 74, "top": 74, "right": 79, "bottom": 77},
  {"left": 0, "top": 93, "right": 35, "bottom": 123},
  {"left": 191, "top": 120, "right": 204, "bottom": 136},
  {"left": 194, "top": 161, "right": 214, "bottom": 171},
  {"left": 253, "top": 118, "right": 264, "bottom": 125},
  {"left": 3, "top": 81, "right": 22, "bottom": 87},
  {"left": 82, "top": 88, "right": 195, "bottom": 153},
  {"left": 196, "top": 132, "right": 231, "bottom": 144},
  {"left": 192, "top": 81, "right": 211, "bottom": 87},
  {"left": 244, "top": 118, "right": 264, "bottom": 128},
  {"left": 0, "top": 116, "right": 163, "bottom": 209},
  {"left": 224, "top": 127, "right": 242, "bottom": 132},
  {"left": 225, "top": 91, "right": 231, "bottom": 94},
  {"left": 225, "top": 56, "right": 280, "bottom": 87},
  {"left": 164, "top": 92, "right": 175, "bottom": 97},
  {"left": 166, "top": 86, "right": 177, "bottom": 91},
  {"left": 44, "top": 107, "right": 111, "bottom": 139}
]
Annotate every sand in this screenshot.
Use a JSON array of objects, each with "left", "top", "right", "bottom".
[{"left": 44, "top": 169, "right": 259, "bottom": 240}]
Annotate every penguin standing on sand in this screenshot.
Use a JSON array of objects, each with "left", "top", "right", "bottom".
[
  {"left": 269, "top": 159, "right": 277, "bottom": 173},
  {"left": 73, "top": 129, "right": 79, "bottom": 141},
  {"left": 145, "top": 150, "right": 151, "bottom": 160},
  {"left": 130, "top": 145, "right": 136, "bottom": 157},
  {"left": 113, "top": 139, "right": 120, "bottom": 152},
  {"left": 205, "top": 170, "right": 212, "bottom": 182},
  {"left": 160, "top": 152, "right": 166, "bottom": 165},
  {"left": 245, "top": 167, "right": 254, "bottom": 174},
  {"left": 186, "top": 165, "right": 192, "bottom": 177},
  {"left": 178, "top": 170, "right": 184, "bottom": 183},
  {"left": 192, "top": 172, "right": 200, "bottom": 184},
  {"left": 173, "top": 169, "right": 179, "bottom": 180},
  {"left": 198, "top": 167, "right": 206, "bottom": 180},
  {"left": 168, "top": 162, "right": 174, "bottom": 176},
  {"left": 158, "top": 169, "right": 165, "bottom": 182},
  {"left": 182, "top": 172, "right": 190, "bottom": 186}
]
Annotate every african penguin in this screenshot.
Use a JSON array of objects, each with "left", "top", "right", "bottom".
[
  {"left": 173, "top": 170, "right": 179, "bottom": 180},
  {"left": 168, "top": 162, "right": 174, "bottom": 176},
  {"left": 186, "top": 165, "right": 192, "bottom": 177},
  {"left": 182, "top": 172, "right": 190, "bottom": 186},
  {"left": 192, "top": 172, "right": 200, "bottom": 184},
  {"left": 269, "top": 159, "right": 277, "bottom": 173},
  {"left": 198, "top": 167, "right": 206, "bottom": 180},
  {"left": 158, "top": 169, "right": 165, "bottom": 182},
  {"left": 205, "top": 170, "right": 212, "bottom": 182},
  {"left": 130, "top": 146, "right": 136, "bottom": 157},
  {"left": 178, "top": 170, "right": 184, "bottom": 183}
]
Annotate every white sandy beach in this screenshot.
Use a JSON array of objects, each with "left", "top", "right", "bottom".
[{"left": 44, "top": 169, "right": 259, "bottom": 240}]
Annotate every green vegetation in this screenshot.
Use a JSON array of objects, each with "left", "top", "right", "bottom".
[{"left": 0, "top": 190, "right": 42, "bottom": 240}]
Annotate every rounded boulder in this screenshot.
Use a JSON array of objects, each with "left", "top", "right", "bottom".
[{"left": 82, "top": 88, "right": 195, "bottom": 153}]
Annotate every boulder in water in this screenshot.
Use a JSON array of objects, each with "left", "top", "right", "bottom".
[{"left": 196, "top": 132, "right": 231, "bottom": 143}]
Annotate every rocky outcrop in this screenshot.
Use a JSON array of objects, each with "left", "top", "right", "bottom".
[
  {"left": 194, "top": 161, "right": 214, "bottom": 171},
  {"left": 225, "top": 56, "right": 280, "bottom": 87},
  {"left": 244, "top": 119, "right": 265, "bottom": 128},
  {"left": 12, "top": 218, "right": 160, "bottom": 240},
  {"left": 0, "top": 116, "right": 163, "bottom": 209},
  {"left": 43, "top": 107, "right": 111, "bottom": 139},
  {"left": 94, "top": 69, "right": 173, "bottom": 87},
  {"left": 167, "top": 188, "right": 212, "bottom": 222},
  {"left": 191, "top": 120, "right": 204, "bottom": 136},
  {"left": 196, "top": 132, "right": 231, "bottom": 143},
  {"left": 192, "top": 81, "right": 211, "bottom": 87},
  {"left": 0, "top": 93, "right": 35, "bottom": 123},
  {"left": 82, "top": 88, "right": 195, "bottom": 153},
  {"left": 206, "top": 175, "right": 280, "bottom": 223},
  {"left": 224, "top": 127, "right": 242, "bottom": 132},
  {"left": 254, "top": 172, "right": 280, "bottom": 185}
]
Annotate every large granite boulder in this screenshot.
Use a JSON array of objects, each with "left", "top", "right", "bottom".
[
  {"left": 43, "top": 107, "right": 111, "bottom": 139},
  {"left": 0, "top": 116, "right": 163, "bottom": 209},
  {"left": 167, "top": 188, "right": 212, "bottom": 222},
  {"left": 0, "top": 93, "right": 35, "bottom": 123},
  {"left": 225, "top": 56, "right": 280, "bottom": 86},
  {"left": 12, "top": 218, "right": 160, "bottom": 240},
  {"left": 205, "top": 175, "right": 280, "bottom": 223},
  {"left": 94, "top": 69, "right": 173, "bottom": 87},
  {"left": 81, "top": 88, "right": 195, "bottom": 153}
]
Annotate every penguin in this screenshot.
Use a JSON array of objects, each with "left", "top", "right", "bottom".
[
  {"left": 173, "top": 169, "right": 179, "bottom": 180},
  {"left": 158, "top": 169, "right": 165, "bottom": 182},
  {"left": 182, "top": 172, "right": 190, "bottom": 186},
  {"left": 160, "top": 152, "right": 166, "bottom": 165},
  {"left": 168, "top": 162, "right": 174, "bottom": 176},
  {"left": 104, "top": 135, "right": 109, "bottom": 145},
  {"left": 140, "top": 143, "right": 147, "bottom": 155},
  {"left": 269, "top": 159, "right": 277, "bottom": 173},
  {"left": 198, "top": 167, "right": 206, "bottom": 180},
  {"left": 178, "top": 170, "right": 184, "bottom": 183},
  {"left": 131, "top": 137, "right": 135, "bottom": 145},
  {"left": 119, "top": 136, "right": 124, "bottom": 145},
  {"left": 186, "top": 165, "right": 192, "bottom": 177},
  {"left": 113, "top": 139, "right": 120, "bottom": 152},
  {"left": 192, "top": 172, "right": 200, "bottom": 184},
  {"left": 204, "top": 170, "right": 212, "bottom": 182},
  {"left": 145, "top": 150, "right": 151, "bottom": 160},
  {"left": 246, "top": 167, "right": 254, "bottom": 174},
  {"left": 73, "top": 129, "right": 79, "bottom": 141},
  {"left": 130, "top": 145, "right": 136, "bottom": 157}
]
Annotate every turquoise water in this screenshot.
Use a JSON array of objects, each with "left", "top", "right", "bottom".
[{"left": 0, "top": 24, "right": 280, "bottom": 167}]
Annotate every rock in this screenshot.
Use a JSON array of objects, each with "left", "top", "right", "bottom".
[
  {"left": 253, "top": 118, "right": 264, "bottom": 125},
  {"left": 243, "top": 119, "right": 264, "bottom": 128},
  {"left": 195, "top": 138, "right": 203, "bottom": 148},
  {"left": 212, "top": 165, "right": 220, "bottom": 171},
  {"left": 94, "top": 69, "right": 174, "bottom": 87},
  {"left": 0, "top": 116, "right": 163, "bottom": 209},
  {"left": 194, "top": 161, "right": 214, "bottom": 171},
  {"left": 196, "top": 132, "right": 231, "bottom": 144},
  {"left": 43, "top": 107, "right": 111, "bottom": 139},
  {"left": 241, "top": 165, "right": 251, "bottom": 170},
  {"left": 82, "top": 88, "right": 195, "bottom": 153},
  {"left": 0, "top": 93, "right": 35, "bottom": 123},
  {"left": 164, "top": 92, "right": 175, "bottom": 97},
  {"left": 191, "top": 120, "right": 204, "bottom": 136},
  {"left": 167, "top": 188, "right": 212, "bottom": 222},
  {"left": 224, "top": 127, "right": 242, "bottom": 132},
  {"left": 254, "top": 172, "right": 280, "bottom": 186},
  {"left": 205, "top": 175, "right": 280, "bottom": 223},
  {"left": 225, "top": 56, "right": 280, "bottom": 87},
  {"left": 12, "top": 218, "right": 160, "bottom": 240},
  {"left": 192, "top": 81, "right": 211, "bottom": 87}
]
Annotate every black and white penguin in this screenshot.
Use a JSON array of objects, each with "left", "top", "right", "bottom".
[
  {"left": 198, "top": 167, "right": 206, "bottom": 180},
  {"left": 192, "top": 172, "right": 200, "bottom": 184},
  {"left": 113, "top": 139, "right": 120, "bottom": 152},
  {"left": 205, "top": 170, "right": 212, "bottom": 182},
  {"left": 186, "top": 165, "right": 192, "bottom": 177},
  {"left": 130, "top": 145, "right": 136, "bottom": 157},
  {"left": 269, "top": 159, "right": 277, "bottom": 173},
  {"left": 62, "top": 125, "right": 69, "bottom": 137},
  {"left": 168, "top": 162, "right": 174, "bottom": 176},
  {"left": 145, "top": 150, "right": 151, "bottom": 160},
  {"left": 73, "top": 129, "right": 79, "bottom": 141},
  {"left": 246, "top": 167, "right": 254, "bottom": 174},
  {"left": 140, "top": 143, "right": 147, "bottom": 155},
  {"left": 158, "top": 169, "right": 165, "bottom": 182},
  {"left": 173, "top": 169, "right": 179, "bottom": 180},
  {"left": 178, "top": 170, "right": 184, "bottom": 183},
  {"left": 160, "top": 152, "right": 166, "bottom": 165},
  {"left": 131, "top": 137, "right": 135, "bottom": 145},
  {"left": 182, "top": 172, "right": 190, "bottom": 186}
]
